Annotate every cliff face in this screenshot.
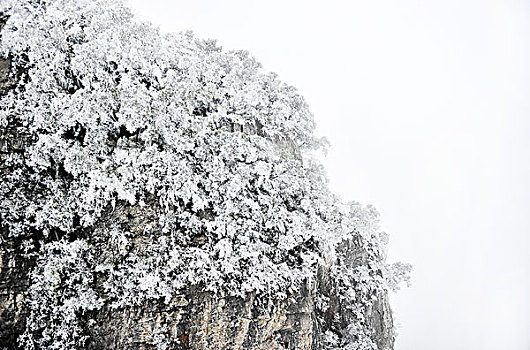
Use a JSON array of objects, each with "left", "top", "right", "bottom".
[
  {"left": 0, "top": 1, "right": 403, "bottom": 349},
  {"left": 0, "top": 206, "right": 394, "bottom": 350},
  {"left": 0, "top": 154, "right": 394, "bottom": 350}
]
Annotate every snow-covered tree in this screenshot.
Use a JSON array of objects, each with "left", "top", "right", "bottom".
[{"left": 0, "top": 0, "right": 410, "bottom": 349}]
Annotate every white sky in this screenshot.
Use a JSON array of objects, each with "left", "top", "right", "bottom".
[{"left": 126, "top": 1, "right": 530, "bottom": 349}]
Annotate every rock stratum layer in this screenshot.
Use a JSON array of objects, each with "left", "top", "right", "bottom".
[{"left": 0, "top": 1, "right": 408, "bottom": 349}]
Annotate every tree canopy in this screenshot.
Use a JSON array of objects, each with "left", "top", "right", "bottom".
[{"left": 0, "top": 0, "right": 409, "bottom": 349}]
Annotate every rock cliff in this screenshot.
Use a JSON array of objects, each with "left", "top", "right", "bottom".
[{"left": 0, "top": 1, "right": 407, "bottom": 349}]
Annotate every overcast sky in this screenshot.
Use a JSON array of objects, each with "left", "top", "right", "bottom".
[{"left": 126, "top": 1, "right": 530, "bottom": 349}]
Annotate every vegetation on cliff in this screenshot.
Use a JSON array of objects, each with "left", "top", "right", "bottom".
[{"left": 0, "top": 0, "right": 410, "bottom": 349}]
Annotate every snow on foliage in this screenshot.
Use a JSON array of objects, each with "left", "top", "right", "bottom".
[{"left": 0, "top": 0, "right": 410, "bottom": 349}]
